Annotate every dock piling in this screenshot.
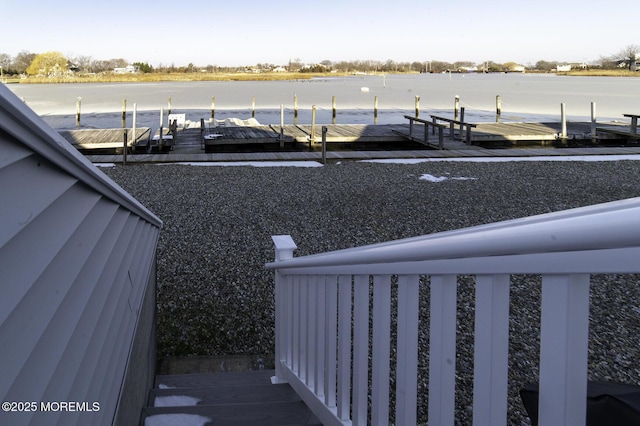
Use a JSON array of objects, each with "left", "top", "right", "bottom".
[
  {"left": 293, "top": 94, "right": 298, "bottom": 125},
  {"left": 251, "top": 96, "right": 255, "bottom": 118},
  {"left": 454, "top": 96, "right": 460, "bottom": 121},
  {"left": 76, "top": 97, "right": 81, "bottom": 128},
  {"left": 322, "top": 126, "right": 327, "bottom": 164},
  {"left": 591, "top": 102, "right": 597, "bottom": 139},
  {"left": 332, "top": 96, "right": 337, "bottom": 124},
  {"left": 496, "top": 95, "right": 502, "bottom": 123},
  {"left": 280, "top": 104, "right": 285, "bottom": 148},
  {"left": 374, "top": 96, "right": 379, "bottom": 124},
  {"left": 560, "top": 103, "right": 568, "bottom": 141},
  {"left": 211, "top": 96, "right": 215, "bottom": 120},
  {"left": 168, "top": 97, "right": 172, "bottom": 115},
  {"left": 415, "top": 96, "right": 420, "bottom": 118},
  {"left": 310, "top": 105, "right": 317, "bottom": 146},
  {"left": 122, "top": 99, "right": 126, "bottom": 128},
  {"left": 123, "top": 129, "right": 128, "bottom": 165},
  {"left": 159, "top": 107, "right": 164, "bottom": 150}
]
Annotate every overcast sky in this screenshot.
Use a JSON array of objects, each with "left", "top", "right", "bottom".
[{"left": 3, "top": 0, "right": 638, "bottom": 67}]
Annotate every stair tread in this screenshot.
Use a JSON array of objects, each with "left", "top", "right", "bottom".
[
  {"left": 141, "top": 400, "right": 321, "bottom": 426},
  {"left": 155, "top": 369, "right": 275, "bottom": 389},
  {"left": 150, "top": 383, "right": 301, "bottom": 406}
]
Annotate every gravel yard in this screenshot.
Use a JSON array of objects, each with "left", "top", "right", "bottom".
[{"left": 102, "top": 159, "right": 640, "bottom": 424}]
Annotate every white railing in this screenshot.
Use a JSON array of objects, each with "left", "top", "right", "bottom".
[{"left": 265, "top": 197, "right": 640, "bottom": 426}]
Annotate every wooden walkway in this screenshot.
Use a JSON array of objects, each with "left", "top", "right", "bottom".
[
  {"left": 65, "top": 121, "right": 640, "bottom": 164},
  {"left": 86, "top": 145, "right": 640, "bottom": 164}
]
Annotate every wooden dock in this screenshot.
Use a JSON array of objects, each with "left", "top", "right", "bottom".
[
  {"left": 59, "top": 127, "right": 151, "bottom": 151},
  {"left": 60, "top": 121, "right": 640, "bottom": 164}
]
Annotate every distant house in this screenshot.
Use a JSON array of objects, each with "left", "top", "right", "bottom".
[
  {"left": 0, "top": 84, "right": 161, "bottom": 425},
  {"left": 557, "top": 64, "right": 572, "bottom": 72},
  {"left": 113, "top": 65, "right": 139, "bottom": 74}
]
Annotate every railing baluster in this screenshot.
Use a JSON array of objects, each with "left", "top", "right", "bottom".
[
  {"left": 325, "top": 275, "right": 338, "bottom": 408},
  {"left": 353, "top": 274, "right": 370, "bottom": 426},
  {"left": 292, "top": 277, "right": 300, "bottom": 374},
  {"left": 337, "top": 275, "right": 352, "bottom": 421},
  {"left": 300, "top": 276, "right": 309, "bottom": 380},
  {"left": 372, "top": 274, "right": 392, "bottom": 425},
  {"left": 473, "top": 274, "right": 510, "bottom": 426},
  {"left": 538, "top": 274, "right": 590, "bottom": 426},
  {"left": 285, "top": 276, "right": 293, "bottom": 369},
  {"left": 314, "top": 275, "right": 325, "bottom": 397},
  {"left": 396, "top": 274, "right": 420, "bottom": 426},
  {"left": 306, "top": 275, "right": 316, "bottom": 387},
  {"left": 429, "top": 274, "right": 458, "bottom": 426}
]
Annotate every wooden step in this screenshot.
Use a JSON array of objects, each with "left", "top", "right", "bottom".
[
  {"left": 154, "top": 369, "right": 275, "bottom": 388},
  {"left": 142, "top": 370, "right": 322, "bottom": 425},
  {"left": 149, "top": 383, "right": 301, "bottom": 406},
  {"left": 141, "top": 401, "right": 321, "bottom": 426}
]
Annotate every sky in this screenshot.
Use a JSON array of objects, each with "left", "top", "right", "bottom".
[{"left": 2, "top": 0, "right": 638, "bottom": 68}]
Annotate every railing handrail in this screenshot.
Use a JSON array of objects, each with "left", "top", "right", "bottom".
[{"left": 267, "top": 196, "right": 640, "bottom": 271}]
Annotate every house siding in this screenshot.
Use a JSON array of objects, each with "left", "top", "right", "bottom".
[{"left": 0, "top": 84, "right": 162, "bottom": 426}]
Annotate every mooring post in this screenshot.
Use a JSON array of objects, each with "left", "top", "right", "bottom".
[
  {"left": 168, "top": 97, "right": 172, "bottom": 115},
  {"left": 293, "top": 94, "right": 298, "bottom": 125},
  {"left": 454, "top": 95, "right": 460, "bottom": 121},
  {"left": 280, "top": 104, "right": 285, "bottom": 148},
  {"left": 123, "top": 128, "right": 128, "bottom": 165},
  {"left": 332, "top": 96, "right": 337, "bottom": 124},
  {"left": 374, "top": 96, "right": 379, "bottom": 125},
  {"left": 76, "top": 97, "right": 81, "bottom": 128},
  {"left": 122, "top": 99, "right": 126, "bottom": 128},
  {"left": 415, "top": 95, "right": 420, "bottom": 118},
  {"left": 211, "top": 96, "right": 215, "bottom": 120},
  {"left": 310, "top": 105, "right": 317, "bottom": 146},
  {"left": 322, "top": 126, "right": 327, "bottom": 164},
  {"left": 460, "top": 107, "right": 466, "bottom": 140},
  {"left": 131, "top": 102, "right": 137, "bottom": 161},
  {"left": 591, "top": 102, "right": 597, "bottom": 140},
  {"left": 159, "top": 107, "right": 164, "bottom": 150},
  {"left": 560, "top": 103, "right": 567, "bottom": 141},
  {"left": 496, "top": 95, "right": 502, "bottom": 123},
  {"left": 251, "top": 96, "right": 256, "bottom": 118}
]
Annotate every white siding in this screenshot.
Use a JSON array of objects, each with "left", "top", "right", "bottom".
[{"left": 0, "top": 84, "right": 161, "bottom": 426}]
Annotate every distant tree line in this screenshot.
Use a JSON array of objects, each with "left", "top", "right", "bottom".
[{"left": 1, "top": 45, "right": 637, "bottom": 77}]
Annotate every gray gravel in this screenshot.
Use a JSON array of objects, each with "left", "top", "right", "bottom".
[{"left": 102, "top": 159, "right": 640, "bottom": 425}]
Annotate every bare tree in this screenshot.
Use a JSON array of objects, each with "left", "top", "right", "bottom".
[
  {"left": 0, "top": 53, "right": 11, "bottom": 72},
  {"left": 613, "top": 44, "right": 639, "bottom": 71},
  {"left": 13, "top": 51, "right": 36, "bottom": 74}
]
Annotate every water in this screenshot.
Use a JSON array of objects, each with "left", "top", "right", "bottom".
[{"left": 6, "top": 73, "right": 640, "bottom": 130}]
